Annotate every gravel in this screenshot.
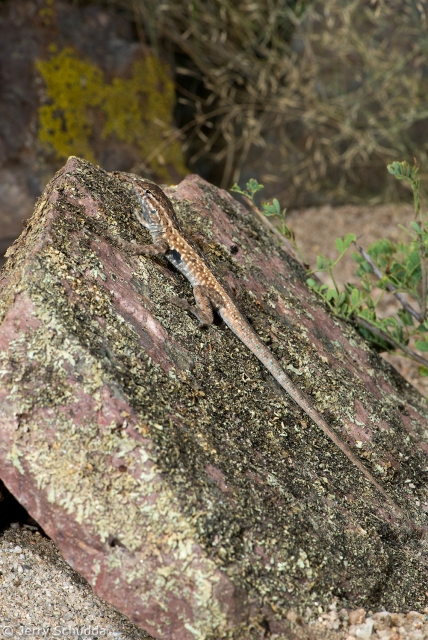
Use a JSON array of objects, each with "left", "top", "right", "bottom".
[
  {"left": 308, "top": 603, "right": 428, "bottom": 639},
  {"left": 0, "top": 524, "right": 153, "bottom": 639}
]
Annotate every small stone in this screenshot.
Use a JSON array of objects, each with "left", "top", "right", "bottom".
[
  {"left": 376, "top": 632, "right": 398, "bottom": 640},
  {"left": 347, "top": 620, "right": 374, "bottom": 639},
  {"left": 372, "top": 611, "right": 391, "bottom": 631},
  {"left": 286, "top": 609, "right": 299, "bottom": 623},
  {"left": 355, "top": 620, "right": 374, "bottom": 639},
  {"left": 390, "top": 613, "right": 405, "bottom": 627},
  {"left": 406, "top": 610, "right": 423, "bottom": 620},
  {"left": 319, "top": 610, "right": 341, "bottom": 630},
  {"left": 349, "top": 608, "right": 366, "bottom": 625},
  {"left": 13, "top": 546, "right": 22, "bottom": 553}
]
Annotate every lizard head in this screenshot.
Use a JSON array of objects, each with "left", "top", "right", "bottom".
[{"left": 132, "top": 182, "right": 180, "bottom": 231}]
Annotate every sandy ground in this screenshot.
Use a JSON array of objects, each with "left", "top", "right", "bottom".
[{"left": 0, "top": 524, "right": 152, "bottom": 639}]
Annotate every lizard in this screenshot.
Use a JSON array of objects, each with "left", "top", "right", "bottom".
[{"left": 100, "top": 174, "right": 411, "bottom": 525}]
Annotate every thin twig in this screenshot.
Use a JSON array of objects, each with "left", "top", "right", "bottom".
[
  {"left": 413, "top": 179, "right": 428, "bottom": 321},
  {"left": 418, "top": 240, "right": 427, "bottom": 320},
  {"left": 355, "top": 316, "right": 428, "bottom": 369},
  {"left": 353, "top": 240, "right": 422, "bottom": 322}
]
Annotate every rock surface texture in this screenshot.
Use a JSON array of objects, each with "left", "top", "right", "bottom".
[{"left": 1, "top": 157, "right": 428, "bottom": 639}]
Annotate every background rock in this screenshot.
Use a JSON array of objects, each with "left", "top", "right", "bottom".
[{"left": 0, "top": 0, "right": 185, "bottom": 265}]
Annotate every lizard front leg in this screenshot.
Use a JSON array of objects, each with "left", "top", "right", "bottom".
[
  {"left": 88, "top": 218, "right": 169, "bottom": 256},
  {"left": 114, "top": 237, "right": 169, "bottom": 256},
  {"left": 170, "top": 285, "right": 222, "bottom": 327}
]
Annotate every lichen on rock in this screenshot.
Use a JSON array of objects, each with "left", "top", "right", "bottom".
[{"left": 36, "top": 47, "right": 187, "bottom": 181}]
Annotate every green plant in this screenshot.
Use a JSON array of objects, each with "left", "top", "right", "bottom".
[
  {"left": 231, "top": 179, "right": 306, "bottom": 264},
  {"left": 233, "top": 162, "right": 428, "bottom": 375}
]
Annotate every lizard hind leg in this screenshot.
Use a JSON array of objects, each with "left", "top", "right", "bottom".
[{"left": 169, "top": 285, "right": 215, "bottom": 327}]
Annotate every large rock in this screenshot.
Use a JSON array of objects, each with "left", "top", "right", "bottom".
[{"left": 0, "top": 157, "right": 428, "bottom": 639}]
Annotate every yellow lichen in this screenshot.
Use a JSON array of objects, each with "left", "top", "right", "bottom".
[
  {"left": 38, "top": 0, "right": 55, "bottom": 25},
  {"left": 36, "top": 47, "right": 187, "bottom": 180}
]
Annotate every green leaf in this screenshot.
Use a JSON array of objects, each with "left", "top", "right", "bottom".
[
  {"left": 272, "top": 198, "right": 281, "bottom": 214},
  {"left": 350, "top": 288, "right": 360, "bottom": 307},
  {"left": 383, "top": 317, "right": 399, "bottom": 329},
  {"left": 316, "top": 255, "right": 328, "bottom": 270},
  {"left": 368, "top": 238, "right": 394, "bottom": 258},
  {"left": 387, "top": 160, "right": 418, "bottom": 182},
  {"left": 262, "top": 203, "right": 277, "bottom": 216},
  {"left": 397, "top": 308, "right": 414, "bottom": 327},
  {"left": 387, "top": 162, "right": 400, "bottom": 176},
  {"left": 407, "top": 250, "right": 421, "bottom": 270},
  {"left": 326, "top": 288, "right": 338, "bottom": 301},
  {"left": 306, "top": 278, "right": 317, "bottom": 289},
  {"left": 247, "top": 178, "right": 264, "bottom": 193},
  {"left": 410, "top": 221, "right": 422, "bottom": 234},
  {"left": 419, "top": 366, "right": 428, "bottom": 377},
  {"left": 361, "top": 279, "right": 372, "bottom": 292},
  {"left": 415, "top": 340, "right": 428, "bottom": 352},
  {"left": 344, "top": 233, "right": 357, "bottom": 249},
  {"left": 359, "top": 308, "right": 376, "bottom": 321},
  {"left": 335, "top": 238, "right": 344, "bottom": 253}
]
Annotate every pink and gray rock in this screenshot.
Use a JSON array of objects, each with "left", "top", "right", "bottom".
[{"left": 0, "top": 156, "right": 428, "bottom": 639}]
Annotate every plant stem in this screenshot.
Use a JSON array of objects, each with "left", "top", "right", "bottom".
[
  {"left": 355, "top": 316, "right": 428, "bottom": 368},
  {"left": 412, "top": 177, "right": 427, "bottom": 321},
  {"left": 328, "top": 265, "right": 340, "bottom": 295}
]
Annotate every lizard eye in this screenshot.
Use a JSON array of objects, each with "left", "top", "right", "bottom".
[{"left": 145, "top": 189, "right": 150, "bottom": 194}]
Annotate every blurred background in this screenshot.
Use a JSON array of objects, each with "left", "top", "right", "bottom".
[{"left": 1, "top": 0, "right": 428, "bottom": 389}]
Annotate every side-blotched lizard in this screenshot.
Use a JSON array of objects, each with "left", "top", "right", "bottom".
[{"left": 102, "top": 176, "right": 410, "bottom": 524}]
